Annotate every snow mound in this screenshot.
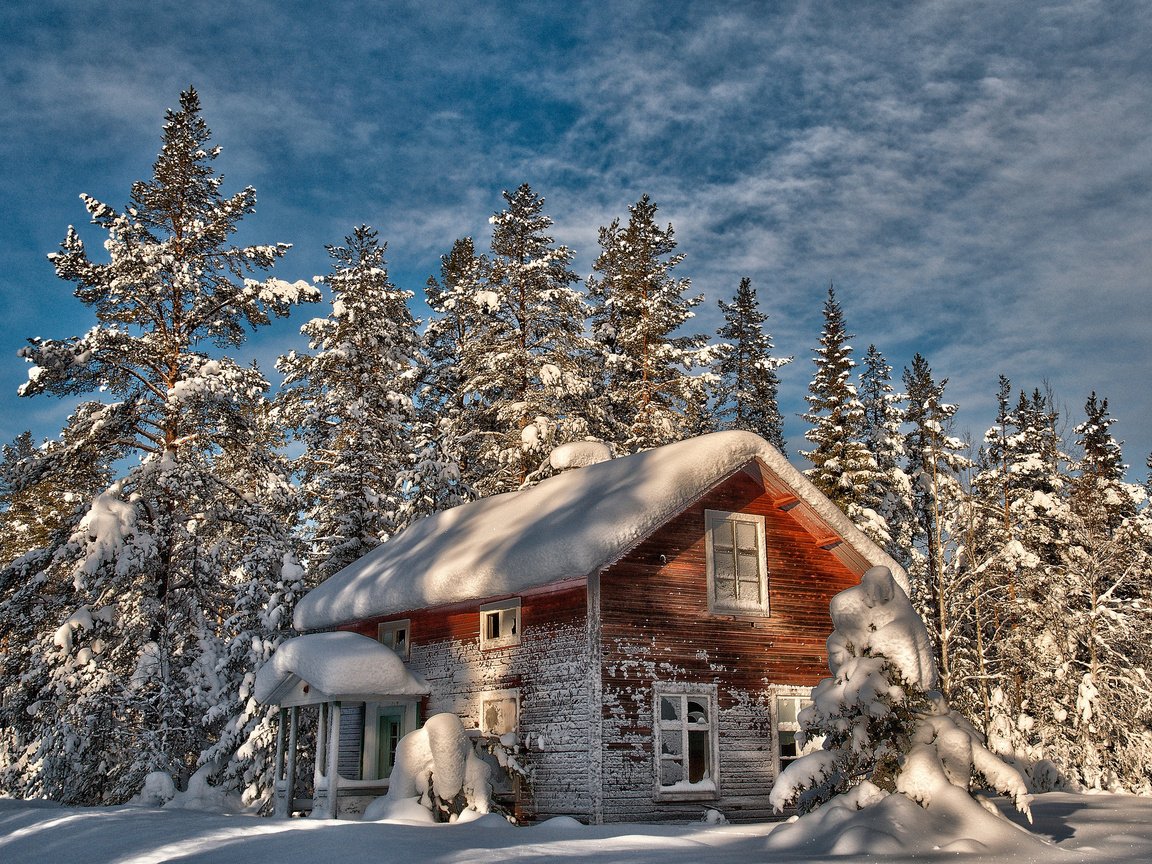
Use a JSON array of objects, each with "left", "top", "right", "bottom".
[
  {"left": 366, "top": 713, "right": 494, "bottom": 823},
  {"left": 548, "top": 440, "right": 613, "bottom": 471},
  {"left": 765, "top": 780, "right": 1043, "bottom": 857}
]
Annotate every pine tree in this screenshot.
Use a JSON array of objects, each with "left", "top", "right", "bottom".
[
  {"left": 0, "top": 423, "right": 112, "bottom": 795},
  {"left": 8, "top": 88, "right": 317, "bottom": 803},
  {"left": 587, "top": 195, "right": 711, "bottom": 452},
  {"left": 901, "top": 353, "right": 969, "bottom": 697},
  {"left": 277, "top": 225, "right": 452, "bottom": 580},
  {"left": 801, "top": 287, "right": 875, "bottom": 519},
  {"left": 857, "top": 345, "right": 913, "bottom": 563},
  {"left": 713, "top": 277, "right": 790, "bottom": 451},
  {"left": 421, "top": 237, "right": 489, "bottom": 504},
  {"left": 463, "top": 185, "right": 596, "bottom": 494},
  {"left": 1055, "top": 394, "right": 1152, "bottom": 791}
]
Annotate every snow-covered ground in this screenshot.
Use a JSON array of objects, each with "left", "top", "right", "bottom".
[{"left": 2, "top": 793, "right": 1150, "bottom": 864}]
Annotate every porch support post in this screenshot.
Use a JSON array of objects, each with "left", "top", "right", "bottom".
[
  {"left": 312, "top": 702, "right": 329, "bottom": 817},
  {"left": 323, "top": 702, "right": 343, "bottom": 819},
  {"left": 273, "top": 707, "right": 289, "bottom": 818},
  {"left": 285, "top": 705, "right": 299, "bottom": 814}
]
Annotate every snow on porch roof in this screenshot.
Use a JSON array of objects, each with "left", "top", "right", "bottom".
[
  {"left": 254, "top": 631, "right": 430, "bottom": 705},
  {"left": 293, "top": 430, "right": 907, "bottom": 631}
]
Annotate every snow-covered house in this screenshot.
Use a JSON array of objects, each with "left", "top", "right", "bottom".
[{"left": 261, "top": 430, "right": 906, "bottom": 822}]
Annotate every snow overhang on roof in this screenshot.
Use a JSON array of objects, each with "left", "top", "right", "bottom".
[
  {"left": 254, "top": 631, "right": 430, "bottom": 707},
  {"left": 293, "top": 430, "right": 909, "bottom": 631}
]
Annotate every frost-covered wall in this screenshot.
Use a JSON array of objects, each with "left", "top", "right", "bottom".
[
  {"left": 361, "top": 585, "right": 597, "bottom": 821},
  {"left": 599, "top": 642, "right": 779, "bottom": 821},
  {"left": 595, "top": 469, "right": 860, "bottom": 822}
]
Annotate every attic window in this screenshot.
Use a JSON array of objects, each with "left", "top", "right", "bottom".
[
  {"left": 480, "top": 599, "right": 521, "bottom": 650},
  {"left": 704, "top": 509, "right": 769, "bottom": 615}
]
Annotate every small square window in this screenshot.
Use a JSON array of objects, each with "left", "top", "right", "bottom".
[
  {"left": 480, "top": 689, "right": 519, "bottom": 736},
  {"left": 704, "top": 510, "right": 769, "bottom": 615},
  {"left": 377, "top": 620, "right": 411, "bottom": 659},
  {"left": 479, "top": 599, "right": 521, "bottom": 649}
]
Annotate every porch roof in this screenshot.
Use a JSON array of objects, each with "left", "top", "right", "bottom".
[{"left": 254, "top": 631, "right": 430, "bottom": 706}]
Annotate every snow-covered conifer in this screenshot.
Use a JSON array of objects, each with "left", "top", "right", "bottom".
[
  {"left": 900, "top": 353, "right": 969, "bottom": 696},
  {"left": 712, "top": 277, "right": 791, "bottom": 451},
  {"left": 277, "top": 225, "right": 450, "bottom": 579},
  {"left": 587, "top": 195, "right": 711, "bottom": 452},
  {"left": 421, "top": 237, "right": 489, "bottom": 503},
  {"left": 462, "top": 185, "right": 597, "bottom": 494},
  {"left": 8, "top": 89, "right": 318, "bottom": 804},
  {"left": 769, "top": 566, "right": 1033, "bottom": 827},
  {"left": 0, "top": 423, "right": 112, "bottom": 795},
  {"left": 1052, "top": 394, "right": 1152, "bottom": 791},
  {"left": 801, "top": 287, "right": 877, "bottom": 526},
  {"left": 858, "top": 346, "right": 914, "bottom": 564}
]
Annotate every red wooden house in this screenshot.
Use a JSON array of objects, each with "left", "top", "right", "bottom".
[{"left": 261, "top": 431, "right": 906, "bottom": 822}]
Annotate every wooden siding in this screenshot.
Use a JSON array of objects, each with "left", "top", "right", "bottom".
[
  {"left": 344, "top": 585, "right": 596, "bottom": 822},
  {"left": 598, "top": 468, "right": 861, "bottom": 822}
]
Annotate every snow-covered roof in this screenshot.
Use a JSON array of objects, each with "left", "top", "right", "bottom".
[
  {"left": 254, "top": 631, "right": 430, "bottom": 705},
  {"left": 294, "top": 431, "right": 907, "bottom": 631}
]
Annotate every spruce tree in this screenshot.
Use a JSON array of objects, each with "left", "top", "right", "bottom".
[
  {"left": 463, "top": 185, "right": 596, "bottom": 494},
  {"left": 9, "top": 88, "right": 316, "bottom": 803},
  {"left": 1056, "top": 394, "right": 1152, "bottom": 790},
  {"left": 857, "top": 345, "right": 913, "bottom": 563},
  {"left": 713, "top": 277, "right": 790, "bottom": 451},
  {"left": 421, "top": 236, "right": 490, "bottom": 504},
  {"left": 277, "top": 225, "right": 452, "bottom": 580},
  {"left": 0, "top": 423, "right": 112, "bottom": 796},
  {"left": 901, "top": 353, "right": 969, "bottom": 697},
  {"left": 587, "top": 195, "right": 710, "bottom": 452},
  {"left": 801, "top": 287, "right": 875, "bottom": 518}
]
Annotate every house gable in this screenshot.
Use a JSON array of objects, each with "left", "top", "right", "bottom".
[{"left": 595, "top": 468, "right": 862, "bottom": 822}]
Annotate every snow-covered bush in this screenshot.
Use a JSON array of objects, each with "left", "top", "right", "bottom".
[
  {"left": 769, "top": 566, "right": 1033, "bottom": 825},
  {"left": 367, "top": 713, "right": 495, "bottom": 823}
]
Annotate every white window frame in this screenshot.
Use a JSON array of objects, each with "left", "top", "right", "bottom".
[
  {"left": 479, "top": 598, "right": 521, "bottom": 650},
  {"left": 773, "top": 686, "right": 821, "bottom": 777},
  {"left": 653, "top": 683, "right": 720, "bottom": 801},
  {"left": 377, "top": 619, "right": 411, "bottom": 660},
  {"left": 704, "top": 509, "right": 769, "bottom": 615},
  {"left": 478, "top": 688, "right": 520, "bottom": 737}
]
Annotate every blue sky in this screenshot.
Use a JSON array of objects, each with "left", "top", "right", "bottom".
[{"left": 2, "top": 0, "right": 1150, "bottom": 476}]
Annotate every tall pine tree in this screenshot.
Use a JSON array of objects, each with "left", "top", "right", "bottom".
[
  {"left": 7, "top": 89, "right": 316, "bottom": 803},
  {"left": 421, "top": 236, "right": 490, "bottom": 504},
  {"left": 858, "top": 344, "right": 914, "bottom": 563},
  {"left": 587, "top": 195, "right": 710, "bottom": 452},
  {"left": 712, "top": 277, "right": 790, "bottom": 451},
  {"left": 901, "top": 353, "right": 969, "bottom": 697},
  {"left": 801, "top": 287, "right": 875, "bottom": 520},
  {"left": 277, "top": 226, "right": 454, "bottom": 581},
  {"left": 462, "top": 185, "right": 596, "bottom": 494}
]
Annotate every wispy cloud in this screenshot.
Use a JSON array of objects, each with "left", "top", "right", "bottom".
[{"left": 1, "top": 0, "right": 1149, "bottom": 463}]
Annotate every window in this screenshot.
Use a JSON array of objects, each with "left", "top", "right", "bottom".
[
  {"left": 654, "top": 685, "right": 719, "bottom": 799},
  {"left": 377, "top": 619, "right": 411, "bottom": 660},
  {"left": 775, "top": 689, "right": 821, "bottom": 775},
  {"left": 480, "top": 599, "right": 521, "bottom": 649},
  {"left": 480, "top": 689, "right": 519, "bottom": 737},
  {"left": 704, "top": 510, "right": 769, "bottom": 615}
]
